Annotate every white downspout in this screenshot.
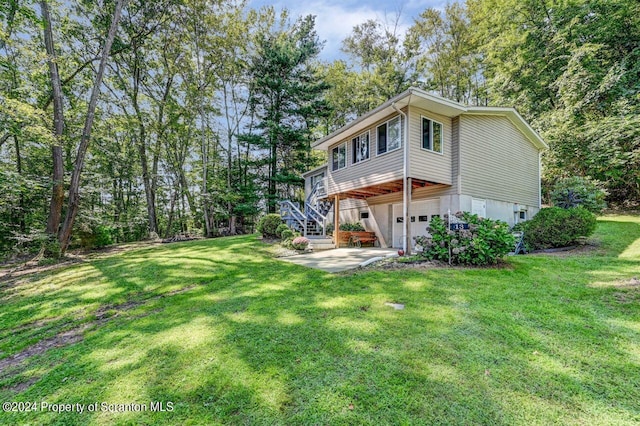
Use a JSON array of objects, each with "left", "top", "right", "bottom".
[{"left": 392, "top": 99, "right": 410, "bottom": 253}]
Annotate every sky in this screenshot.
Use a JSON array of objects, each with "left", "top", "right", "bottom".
[{"left": 247, "top": 0, "right": 450, "bottom": 61}]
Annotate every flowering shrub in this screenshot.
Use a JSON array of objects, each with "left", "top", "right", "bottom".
[
  {"left": 414, "top": 212, "right": 515, "bottom": 266},
  {"left": 291, "top": 236, "right": 310, "bottom": 250}
]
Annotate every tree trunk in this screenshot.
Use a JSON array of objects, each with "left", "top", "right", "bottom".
[
  {"left": 268, "top": 141, "right": 277, "bottom": 213},
  {"left": 40, "top": 1, "right": 66, "bottom": 236},
  {"left": 201, "top": 110, "right": 212, "bottom": 237},
  {"left": 165, "top": 189, "right": 176, "bottom": 239},
  {"left": 58, "top": 0, "right": 127, "bottom": 253},
  {"left": 131, "top": 55, "right": 158, "bottom": 235},
  {"left": 13, "top": 136, "right": 26, "bottom": 233},
  {"left": 152, "top": 73, "right": 173, "bottom": 236}
]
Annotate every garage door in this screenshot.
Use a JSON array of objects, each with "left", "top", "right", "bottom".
[{"left": 392, "top": 199, "right": 440, "bottom": 248}]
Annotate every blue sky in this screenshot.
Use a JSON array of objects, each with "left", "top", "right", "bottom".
[{"left": 248, "top": 0, "right": 451, "bottom": 61}]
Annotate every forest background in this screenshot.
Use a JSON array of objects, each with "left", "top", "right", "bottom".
[{"left": 0, "top": 0, "right": 638, "bottom": 258}]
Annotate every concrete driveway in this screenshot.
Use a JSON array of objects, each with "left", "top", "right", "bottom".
[{"left": 279, "top": 247, "right": 398, "bottom": 273}]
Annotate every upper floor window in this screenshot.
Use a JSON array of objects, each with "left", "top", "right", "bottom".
[
  {"left": 352, "top": 131, "right": 370, "bottom": 164},
  {"left": 377, "top": 116, "right": 402, "bottom": 155},
  {"left": 422, "top": 117, "right": 443, "bottom": 153},
  {"left": 331, "top": 142, "right": 346, "bottom": 171}
]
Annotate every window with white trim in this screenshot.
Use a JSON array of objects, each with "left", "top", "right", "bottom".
[
  {"left": 352, "top": 131, "right": 370, "bottom": 164},
  {"left": 514, "top": 210, "right": 527, "bottom": 224},
  {"left": 422, "top": 117, "right": 443, "bottom": 153},
  {"left": 377, "top": 116, "right": 402, "bottom": 155},
  {"left": 331, "top": 143, "right": 346, "bottom": 171}
]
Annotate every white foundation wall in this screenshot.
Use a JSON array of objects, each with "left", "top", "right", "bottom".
[
  {"left": 329, "top": 191, "right": 540, "bottom": 248},
  {"left": 458, "top": 195, "right": 539, "bottom": 227}
]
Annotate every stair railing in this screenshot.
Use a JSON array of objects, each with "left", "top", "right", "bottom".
[
  {"left": 279, "top": 200, "right": 305, "bottom": 231},
  {"left": 305, "top": 178, "right": 330, "bottom": 234}
]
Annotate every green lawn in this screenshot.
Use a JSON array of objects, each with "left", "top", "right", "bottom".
[{"left": 1, "top": 215, "right": 639, "bottom": 425}]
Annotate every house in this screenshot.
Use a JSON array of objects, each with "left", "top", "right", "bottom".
[{"left": 280, "top": 87, "right": 547, "bottom": 253}]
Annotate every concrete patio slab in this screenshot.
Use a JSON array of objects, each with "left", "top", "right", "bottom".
[{"left": 279, "top": 247, "right": 398, "bottom": 273}]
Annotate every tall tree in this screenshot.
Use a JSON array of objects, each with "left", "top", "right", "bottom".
[
  {"left": 246, "top": 14, "right": 331, "bottom": 212},
  {"left": 469, "top": 0, "right": 640, "bottom": 204},
  {"left": 339, "top": 15, "right": 419, "bottom": 115},
  {"left": 58, "top": 0, "right": 128, "bottom": 253},
  {"left": 407, "top": 3, "right": 483, "bottom": 104},
  {"left": 40, "top": 1, "right": 65, "bottom": 236}
]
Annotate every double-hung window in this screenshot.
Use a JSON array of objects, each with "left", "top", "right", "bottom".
[
  {"left": 422, "top": 117, "right": 443, "bottom": 153},
  {"left": 377, "top": 116, "right": 402, "bottom": 155},
  {"left": 331, "top": 142, "right": 346, "bottom": 171},
  {"left": 352, "top": 131, "right": 370, "bottom": 164}
]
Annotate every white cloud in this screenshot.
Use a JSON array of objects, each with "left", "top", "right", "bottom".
[
  {"left": 249, "top": 0, "right": 452, "bottom": 61},
  {"left": 289, "top": 1, "right": 381, "bottom": 61}
]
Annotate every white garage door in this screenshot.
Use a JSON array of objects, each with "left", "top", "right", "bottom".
[{"left": 392, "top": 199, "right": 440, "bottom": 248}]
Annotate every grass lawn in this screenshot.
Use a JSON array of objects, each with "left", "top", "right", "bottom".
[{"left": 0, "top": 215, "right": 639, "bottom": 425}]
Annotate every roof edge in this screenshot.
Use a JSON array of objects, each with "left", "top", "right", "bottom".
[{"left": 313, "top": 88, "right": 468, "bottom": 150}]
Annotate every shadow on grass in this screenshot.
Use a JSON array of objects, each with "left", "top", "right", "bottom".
[{"left": 0, "top": 221, "right": 639, "bottom": 424}]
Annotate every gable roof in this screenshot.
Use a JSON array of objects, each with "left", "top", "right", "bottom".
[{"left": 313, "top": 87, "right": 548, "bottom": 151}]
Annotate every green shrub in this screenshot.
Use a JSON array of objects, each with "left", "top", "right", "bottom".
[
  {"left": 414, "top": 212, "right": 515, "bottom": 266},
  {"left": 257, "top": 214, "right": 283, "bottom": 238},
  {"left": 339, "top": 222, "right": 365, "bottom": 231},
  {"left": 93, "top": 225, "right": 114, "bottom": 247},
  {"left": 325, "top": 223, "right": 334, "bottom": 235},
  {"left": 282, "top": 237, "right": 293, "bottom": 249},
  {"left": 521, "top": 207, "right": 597, "bottom": 250},
  {"left": 276, "top": 223, "right": 290, "bottom": 239},
  {"left": 551, "top": 176, "right": 607, "bottom": 213},
  {"left": 43, "top": 234, "right": 62, "bottom": 259},
  {"left": 76, "top": 225, "right": 114, "bottom": 249},
  {"left": 280, "top": 228, "right": 295, "bottom": 240}
]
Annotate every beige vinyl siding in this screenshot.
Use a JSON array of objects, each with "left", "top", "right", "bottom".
[
  {"left": 459, "top": 114, "right": 540, "bottom": 207},
  {"left": 327, "top": 113, "right": 404, "bottom": 196},
  {"left": 408, "top": 107, "right": 452, "bottom": 184}
]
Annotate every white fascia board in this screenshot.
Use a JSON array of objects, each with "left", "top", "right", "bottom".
[{"left": 302, "top": 164, "right": 328, "bottom": 178}]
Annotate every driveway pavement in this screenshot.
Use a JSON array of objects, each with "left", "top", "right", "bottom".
[{"left": 279, "top": 247, "right": 398, "bottom": 273}]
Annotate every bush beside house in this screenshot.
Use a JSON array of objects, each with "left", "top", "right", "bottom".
[
  {"left": 518, "top": 207, "right": 597, "bottom": 250},
  {"left": 415, "top": 212, "right": 514, "bottom": 266}
]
